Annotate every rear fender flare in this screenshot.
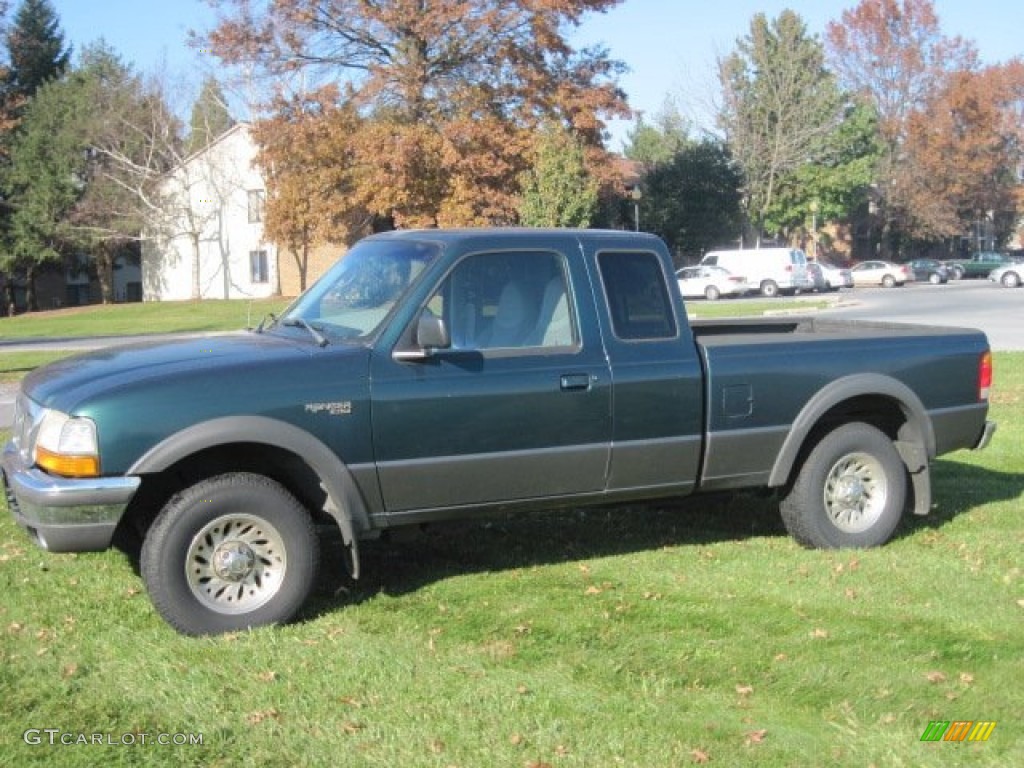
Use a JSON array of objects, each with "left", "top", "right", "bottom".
[
  {"left": 128, "top": 416, "right": 369, "bottom": 577},
  {"left": 768, "top": 374, "right": 936, "bottom": 494}
]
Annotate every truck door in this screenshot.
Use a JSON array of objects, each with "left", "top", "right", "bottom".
[
  {"left": 587, "top": 245, "right": 704, "bottom": 494},
  {"left": 370, "top": 246, "right": 612, "bottom": 513}
]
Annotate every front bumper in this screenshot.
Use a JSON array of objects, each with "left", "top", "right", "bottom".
[{"left": 2, "top": 441, "right": 140, "bottom": 552}]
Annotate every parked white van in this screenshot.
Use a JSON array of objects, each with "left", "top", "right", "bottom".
[{"left": 701, "top": 247, "right": 811, "bottom": 297}]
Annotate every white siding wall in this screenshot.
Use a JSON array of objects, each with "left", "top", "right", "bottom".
[{"left": 142, "top": 124, "right": 277, "bottom": 301}]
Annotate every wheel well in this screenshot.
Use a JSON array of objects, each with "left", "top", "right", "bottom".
[
  {"left": 117, "top": 443, "right": 336, "bottom": 545},
  {"left": 777, "top": 394, "right": 912, "bottom": 489}
]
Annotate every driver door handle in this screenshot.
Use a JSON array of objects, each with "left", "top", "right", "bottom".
[{"left": 560, "top": 373, "right": 591, "bottom": 391}]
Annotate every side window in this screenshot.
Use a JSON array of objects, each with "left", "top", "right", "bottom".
[
  {"left": 598, "top": 251, "right": 677, "bottom": 340},
  {"left": 432, "top": 250, "right": 576, "bottom": 351}
]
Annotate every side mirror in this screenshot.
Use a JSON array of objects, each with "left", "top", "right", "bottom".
[{"left": 393, "top": 313, "right": 451, "bottom": 362}]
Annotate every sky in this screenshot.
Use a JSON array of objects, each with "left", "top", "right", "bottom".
[{"left": 49, "top": 0, "right": 1024, "bottom": 150}]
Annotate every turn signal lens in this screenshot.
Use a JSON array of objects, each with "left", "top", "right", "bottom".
[{"left": 35, "top": 447, "right": 101, "bottom": 478}]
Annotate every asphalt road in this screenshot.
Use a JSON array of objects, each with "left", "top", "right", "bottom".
[{"left": 0, "top": 280, "right": 1020, "bottom": 428}]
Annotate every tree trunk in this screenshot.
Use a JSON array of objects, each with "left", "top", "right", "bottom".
[{"left": 190, "top": 232, "right": 201, "bottom": 299}]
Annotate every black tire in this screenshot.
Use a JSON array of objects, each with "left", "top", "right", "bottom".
[
  {"left": 1001, "top": 271, "right": 1021, "bottom": 288},
  {"left": 928, "top": 272, "right": 942, "bottom": 285},
  {"left": 881, "top": 274, "right": 896, "bottom": 288},
  {"left": 951, "top": 266, "right": 965, "bottom": 280},
  {"left": 760, "top": 280, "right": 780, "bottom": 298},
  {"left": 705, "top": 285, "right": 721, "bottom": 301},
  {"left": 141, "top": 473, "right": 319, "bottom": 636},
  {"left": 780, "top": 423, "right": 906, "bottom": 549}
]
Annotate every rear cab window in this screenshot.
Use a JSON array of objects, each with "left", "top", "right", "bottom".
[{"left": 597, "top": 251, "right": 678, "bottom": 341}]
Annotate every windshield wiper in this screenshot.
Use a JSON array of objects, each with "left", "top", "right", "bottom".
[
  {"left": 254, "top": 312, "right": 277, "bottom": 333},
  {"left": 281, "top": 317, "right": 329, "bottom": 347}
]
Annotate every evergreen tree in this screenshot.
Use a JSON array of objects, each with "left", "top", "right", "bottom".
[
  {"left": 186, "top": 76, "right": 233, "bottom": 154},
  {"left": 5, "top": 0, "right": 71, "bottom": 100},
  {"left": 718, "top": 10, "right": 843, "bottom": 245},
  {"left": 518, "top": 122, "right": 599, "bottom": 228}
]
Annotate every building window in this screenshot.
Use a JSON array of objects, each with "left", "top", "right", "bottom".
[
  {"left": 250, "top": 250, "right": 269, "bottom": 284},
  {"left": 247, "top": 189, "right": 265, "bottom": 223}
]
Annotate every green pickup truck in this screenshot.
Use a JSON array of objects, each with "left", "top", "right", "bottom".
[{"left": 3, "top": 229, "right": 996, "bottom": 635}]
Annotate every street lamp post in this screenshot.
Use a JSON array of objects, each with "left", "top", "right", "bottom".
[{"left": 630, "top": 187, "right": 642, "bottom": 232}]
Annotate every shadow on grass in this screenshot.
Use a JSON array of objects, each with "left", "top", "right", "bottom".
[
  {"left": 300, "top": 457, "right": 1023, "bottom": 623},
  {"left": 300, "top": 493, "right": 784, "bottom": 620}
]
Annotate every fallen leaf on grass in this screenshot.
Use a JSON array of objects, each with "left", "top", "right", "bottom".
[
  {"left": 810, "top": 628, "right": 829, "bottom": 639},
  {"left": 61, "top": 663, "right": 78, "bottom": 679},
  {"left": 744, "top": 729, "right": 768, "bottom": 745},
  {"left": 256, "top": 670, "right": 277, "bottom": 683},
  {"left": 429, "top": 739, "right": 445, "bottom": 754},
  {"left": 735, "top": 684, "right": 754, "bottom": 696},
  {"left": 925, "top": 671, "right": 947, "bottom": 684},
  {"left": 959, "top": 672, "right": 975, "bottom": 685},
  {"left": 246, "top": 709, "right": 281, "bottom": 725},
  {"left": 341, "top": 721, "right": 364, "bottom": 734},
  {"left": 691, "top": 748, "right": 711, "bottom": 763}
]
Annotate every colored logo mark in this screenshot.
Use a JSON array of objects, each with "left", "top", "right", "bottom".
[{"left": 920, "top": 720, "right": 996, "bottom": 742}]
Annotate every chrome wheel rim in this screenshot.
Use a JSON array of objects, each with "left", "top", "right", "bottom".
[
  {"left": 823, "top": 452, "right": 887, "bottom": 533},
  {"left": 186, "top": 514, "right": 287, "bottom": 614}
]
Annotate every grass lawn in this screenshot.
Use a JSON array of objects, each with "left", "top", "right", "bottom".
[
  {"left": 0, "top": 298, "right": 292, "bottom": 340},
  {"left": 0, "top": 331, "right": 1019, "bottom": 765}
]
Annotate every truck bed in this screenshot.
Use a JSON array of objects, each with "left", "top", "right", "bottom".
[{"left": 691, "top": 315, "right": 983, "bottom": 345}]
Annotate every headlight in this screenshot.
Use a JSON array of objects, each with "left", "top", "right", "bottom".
[{"left": 34, "top": 410, "right": 100, "bottom": 477}]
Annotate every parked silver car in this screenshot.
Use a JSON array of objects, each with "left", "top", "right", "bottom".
[
  {"left": 676, "top": 265, "right": 751, "bottom": 300},
  {"left": 988, "top": 262, "right": 1023, "bottom": 288},
  {"left": 811, "top": 260, "right": 853, "bottom": 290}
]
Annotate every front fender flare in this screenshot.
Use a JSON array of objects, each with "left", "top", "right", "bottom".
[
  {"left": 768, "top": 373, "right": 936, "bottom": 492},
  {"left": 128, "top": 416, "right": 370, "bottom": 577}
]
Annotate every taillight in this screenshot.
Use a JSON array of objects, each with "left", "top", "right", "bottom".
[{"left": 979, "top": 351, "right": 993, "bottom": 401}]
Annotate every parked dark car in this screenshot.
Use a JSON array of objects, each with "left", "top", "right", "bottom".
[{"left": 909, "top": 259, "right": 949, "bottom": 284}]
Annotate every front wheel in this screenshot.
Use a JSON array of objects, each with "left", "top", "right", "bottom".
[
  {"left": 141, "top": 473, "right": 319, "bottom": 636},
  {"left": 704, "top": 285, "right": 721, "bottom": 300},
  {"left": 1002, "top": 271, "right": 1021, "bottom": 288},
  {"left": 881, "top": 274, "right": 896, "bottom": 288},
  {"left": 928, "top": 272, "right": 942, "bottom": 285},
  {"left": 780, "top": 423, "right": 906, "bottom": 549}
]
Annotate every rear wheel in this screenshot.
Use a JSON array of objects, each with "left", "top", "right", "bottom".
[
  {"left": 951, "top": 265, "right": 965, "bottom": 280},
  {"left": 881, "top": 274, "right": 896, "bottom": 288},
  {"left": 141, "top": 473, "right": 319, "bottom": 636},
  {"left": 1001, "top": 271, "right": 1021, "bottom": 288},
  {"left": 928, "top": 272, "right": 942, "bottom": 285},
  {"left": 780, "top": 423, "right": 906, "bottom": 549},
  {"left": 760, "top": 280, "right": 780, "bottom": 298},
  {"left": 704, "top": 285, "right": 721, "bottom": 300}
]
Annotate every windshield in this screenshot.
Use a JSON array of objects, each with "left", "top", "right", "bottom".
[{"left": 280, "top": 238, "right": 439, "bottom": 341}]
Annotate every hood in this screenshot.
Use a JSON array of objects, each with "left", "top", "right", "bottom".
[{"left": 22, "top": 331, "right": 316, "bottom": 412}]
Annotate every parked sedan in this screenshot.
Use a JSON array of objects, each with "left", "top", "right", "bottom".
[
  {"left": 989, "top": 263, "right": 1022, "bottom": 288},
  {"left": 812, "top": 260, "right": 853, "bottom": 290},
  {"left": 676, "top": 265, "right": 750, "bottom": 300},
  {"left": 850, "top": 260, "right": 913, "bottom": 287},
  {"left": 909, "top": 258, "right": 949, "bottom": 284}
]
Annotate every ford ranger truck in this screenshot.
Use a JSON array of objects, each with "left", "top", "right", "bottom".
[{"left": 2, "top": 229, "right": 996, "bottom": 635}]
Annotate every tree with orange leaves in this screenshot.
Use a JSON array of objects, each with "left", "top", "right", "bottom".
[
  {"left": 198, "top": 0, "right": 630, "bottom": 231},
  {"left": 900, "top": 62, "right": 1024, "bottom": 244},
  {"left": 826, "top": 0, "right": 978, "bottom": 253}
]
